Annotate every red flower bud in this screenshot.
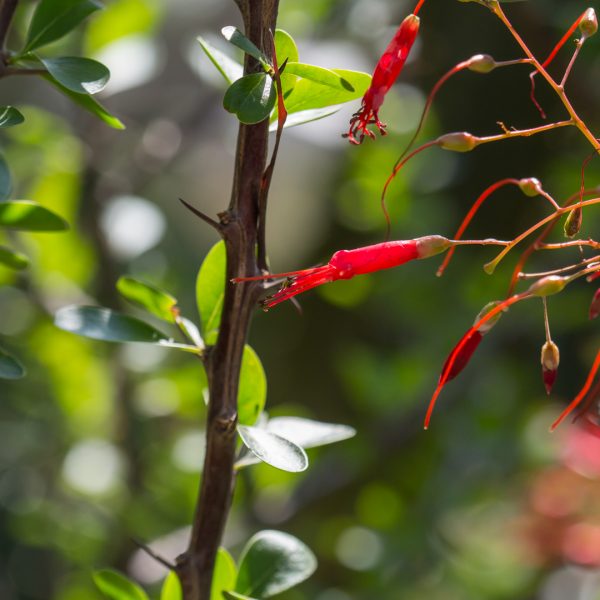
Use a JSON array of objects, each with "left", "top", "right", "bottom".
[
  {"left": 541, "top": 340, "right": 560, "bottom": 395},
  {"left": 589, "top": 288, "right": 600, "bottom": 319}
]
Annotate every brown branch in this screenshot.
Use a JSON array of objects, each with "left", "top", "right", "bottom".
[{"left": 175, "top": 1, "right": 280, "bottom": 599}]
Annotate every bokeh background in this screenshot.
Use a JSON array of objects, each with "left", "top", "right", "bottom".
[{"left": 2, "top": 0, "right": 600, "bottom": 598}]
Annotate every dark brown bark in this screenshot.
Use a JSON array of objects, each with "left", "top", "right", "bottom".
[{"left": 175, "top": 1, "right": 280, "bottom": 599}]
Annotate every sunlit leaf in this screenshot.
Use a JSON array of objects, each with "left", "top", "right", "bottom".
[
  {"left": 0, "top": 200, "right": 68, "bottom": 231},
  {"left": 25, "top": 0, "right": 103, "bottom": 53},
  {"left": 267, "top": 417, "right": 356, "bottom": 448},
  {"left": 0, "top": 245, "right": 29, "bottom": 270},
  {"left": 236, "top": 530, "right": 317, "bottom": 598},
  {"left": 269, "top": 106, "right": 340, "bottom": 131},
  {"left": 221, "top": 26, "right": 268, "bottom": 65},
  {"left": 0, "top": 345, "right": 25, "bottom": 379},
  {"left": 211, "top": 548, "right": 237, "bottom": 600},
  {"left": 179, "top": 317, "right": 204, "bottom": 349},
  {"left": 160, "top": 572, "right": 181, "bottom": 600},
  {"left": 93, "top": 569, "right": 149, "bottom": 600},
  {"left": 237, "top": 425, "right": 308, "bottom": 473},
  {"left": 0, "top": 106, "right": 24, "bottom": 128},
  {"left": 196, "top": 241, "right": 226, "bottom": 336},
  {"left": 274, "top": 29, "right": 298, "bottom": 64},
  {"left": 197, "top": 36, "right": 243, "bottom": 84},
  {"left": 116, "top": 276, "right": 178, "bottom": 322},
  {"left": 284, "top": 63, "right": 354, "bottom": 91},
  {"left": 238, "top": 345, "right": 267, "bottom": 426},
  {"left": 223, "top": 73, "right": 276, "bottom": 124},
  {"left": 45, "top": 75, "right": 125, "bottom": 129},
  {"left": 41, "top": 57, "right": 110, "bottom": 94}
]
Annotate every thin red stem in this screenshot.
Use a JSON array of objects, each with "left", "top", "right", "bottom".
[{"left": 412, "top": 0, "right": 426, "bottom": 16}]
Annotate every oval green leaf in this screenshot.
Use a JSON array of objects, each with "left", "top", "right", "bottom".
[
  {"left": 284, "top": 63, "right": 354, "bottom": 91},
  {"left": 41, "top": 56, "right": 110, "bottom": 94},
  {"left": 236, "top": 530, "right": 317, "bottom": 598},
  {"left": 93, "top": 569, "right": 149, "bottom": 600},
  {"left": 160, "top": 572, "right": 182, "bottom": 600},
  {"left": 25, "top": 0, "right": 103, "bottom": 53},
  {"left": 54, "top": 305, "right": 170, "bottom": 344},
  {"left": 267, "top": 417, "right": 356, "bottom": 449},
  {"left": 237, "top": 425, "right": 308, "bottom": 473},
  {"left": 179, "top": 317, "right": 204, "bottom": 349},
  {"left": 238, "top": 345, "right": 266, "bottom": 426},
  {"left": 0, "top": 200, "right": 68, "bottom": 231},
  {"left": 0, "top": 346, "right": 25, "bottom": 379},
  {"left": 197, "top": 36, "right": 243, "bottom": 85},
  {"left": 221, "top": 26, "right": 268, "bottom": 65},
  {"left": 0, "top": 245, "right": 29, "bottom": 270},
  {"left": 0, "top": 106, "right": 25, "bottom": 128},
  {"left": 274, "top": 29, "right": 298, "bottom": 64},
  {"left": 224, "top": 73, "right": 276, "bottom": 124},
  {"left": 0, "top": 154, "right": 11, "bottom": 201},
  {"left": 196, "top": 241, "right": 226, "bottom": 336},
  {"left": 116, "top": 276, "right": 178, "bottom": 323},
  {"left": 211, "top": 548, "right": 237, "bottom": 600}
]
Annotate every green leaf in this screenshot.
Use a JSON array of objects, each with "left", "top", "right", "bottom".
[
  {"left": 223, "top": 593, "right": 257, "bottom": 600},
  {"left": 236, "top": 530, "right": 317, "bottom": 598},
  {"left": 237, "top": 425, "right": 308, "bottom": 473},
  {"left": 224, "top": 73, "right": 276, "bottom": 125},
  {"left": 238, "top": 345, "right": 267, "bottom": 426},
  {"left": 211, "top": 548, "right": 237, "bottom": 600},
  {"left": 283, "top": 69, "right": 370, "bottom": 114},
  {"left": 160, "top": 572, "right": 182, "bottom": 600},
  {"left": 93, "top": 569, "right": 149, "bottom": 600},
  {"left": 269, "top": 106, "right": 340, "bottom": 131},
  {"left": 0, "top": 154, "right": 11, "bottom": 201},
  {"left": 221, "top": 26, "right": 268, "bottom": 65},
  {"left": 0, "top": 245, "right": 29, "bottom": 270},
  {"left": 45, "top": 75, "right": 125, "bottom": 129},
  {"left": 179, "top": 317, "right": 204, "bottom": 349},
  {"left": 196, "top": 241, "right": 226, "bottom": 336},
  {"left": 25, "top": 0, "right": 104, "bottom": 53},
  {"left": 267, "top": 417, "right": 356, "bottom": 449},
  {"left": 197, "top": 36, "right": 243, "bottom": 85},
  {"left": 54, "top": 305, "right": 170, "bottom": 344},
  {"left": 41, "top": 57, "right": 110, "bottom": 94},
  {"left": 0, "top": 106, "right": 25, "bottom": 128},
  {"left": 116, "top": 276, "right": 178, "bottom": 323},
  {"left": 0, "top": 345, "right": 25, "bottom": 379},
  {"left": 0, "top": 200, "right": 68, "bottom": 231},
  {"left": 274, "top": 29, "right": 298, "bottom": 64},
  {"left": 284, "top": 63, "right": 354, "bottom": 91}
]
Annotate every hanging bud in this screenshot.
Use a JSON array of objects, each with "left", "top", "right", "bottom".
[
  {"left": 589, "top": 288, "right": 600, "bottom": 319},
  {"left": 564, "top": 207, "right": 583, "bottom": 238},
  {"left": 518, "top": 177, "right": 543, "bottom": 197},
  {"left": 468, "top": 54, "right": 497, "bottom": 74},
  {"left": 528, "top": 275, "right": 567, "bottom": 297},
  {"left": 415, "top": 235, "right": 452, "bottom": 259},
  {"left": 541, "top": 340, "right": 560, "bottom": 395},
  {"left": 437, "top": 132, "right": 479, "bottom": 152},
  {"left": 579, "top": 8, "right": 598, "bottom": 39},
  {"left": 475, "top": 300, "right": 504, "bottom": 333}
]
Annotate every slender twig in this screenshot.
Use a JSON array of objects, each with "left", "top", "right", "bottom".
[
  {"left": 179, "top": 198, "right": 222, "bottom": 232},
  {"left": 476, "top": 119, "right": 573, "bottom": 145},
  {"left": 132, "top": 538, "right": 176, "bottom": 571},
  {"left": 560, "top": 37, "right": 585, "bottom": 88}
]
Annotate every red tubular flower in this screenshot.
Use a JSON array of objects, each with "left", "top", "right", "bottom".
[
  {"left": 541, "top": 340, "right": 560, "bottom": 395},
  {"left": 345, "top": 14, "right": 420, "bottom": 145},
  {"left": 589, "top": 288, "right": 600, "bottom": 319},
  {"left": 233, "top": 235, "right": 451, "bottom": 309}
]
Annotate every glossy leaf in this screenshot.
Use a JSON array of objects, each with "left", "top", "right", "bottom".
[
  {"left": 284, "top": 63, "right": 354, "bottom": 91},
  {"left": 0, "top": 245, "right": 29, "bottom": 270},
  {"left": 197, "top": 36, "right": 243, "bottom": 84},
  {"left": 160, "top": 572, "right": 182, "bottom": 600},
  {"left": 45, "top": 75, "right": 125, "bottom": 129},
  {"left": 236, "top": 530, "right": 317, "bottom": 598},
  {"left": 268, "top": 106, "right": 340, "bottom": 131},
  {"left": 237, "top": 425, "right": 308, "bottom": 473},
  {"left": 221, "top": 26, "right": 268, "bottom": 65},
  {"left": 196, "top": 241, "right": 226, "bottom": 335},
  {"left": 0, "top": 154, "right": 11, "bottom": 201},
  {"left": 267, "top": 417, "right": 356, "bottom": 449},
  {"left": 238, "top": 345, "right": 267, "bottom": 426},
  {"left": 179, "top": 317, "right": 204, "bottom": 349},
  {"left": 223, "top": 73, "right": 276, "bottom": 124},
  {"left": 274, "top": 29, "right": 298, "bottom": 64},
  {"left": 41, "top": 57, "right": 110, "bottom": 94},
  {"left": 54, "top": 305, "right": 170, "bottom": 344},
  {"left": 211, "top": 548, "right": 237, "bottom": 600},
  {"left": 93, "top": 569, "right": 149, "bottom": 600},
  {"left": 0, "top": 106, "right": 24, "bottom": 128},
  {"left": 116, "top": 276, "right": 178, "bottom": 322},
  {"left": 25, "top": 0, "right": 103, "bottom": 53},
  {"left": 0, "top": 200, "right": 68, "bottom": 231},
  {"left": 0, "top": 346, "right": 25, "bottom": 379}
]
